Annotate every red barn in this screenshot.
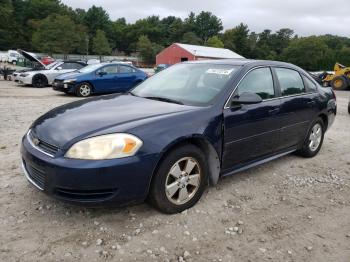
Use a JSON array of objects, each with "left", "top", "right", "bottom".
[{"left": 156, "top": 43, "right": 244, "bottom": 66}]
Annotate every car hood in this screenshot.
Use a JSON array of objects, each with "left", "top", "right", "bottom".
[
  {"left": 18, "top": 49, "right": 46, "bottom": 68},
  {"left": 31, "top": 94, "right": 198, "bottom": 148},
  {"left": 55, "top": 71, "right": 86, "bottom": 80},
  {"left": 22, "top": 69, "right": 50, "bottom": 75},
  {"left": 15, "top": 67, "right": 44, "bottom": 74}
]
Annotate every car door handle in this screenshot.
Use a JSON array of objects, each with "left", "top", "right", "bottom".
[{"left": 268, "top": 108, "right": 280, "bottom": 115}]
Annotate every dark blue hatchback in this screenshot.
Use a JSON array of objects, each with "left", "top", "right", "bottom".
[
  {"left": 21, "top": 59, "right": 337, "bottom": 213},
  {"left": 52, "top": 63, "right": 148, "bottom": 97}
]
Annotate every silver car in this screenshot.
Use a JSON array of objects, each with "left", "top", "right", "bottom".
[{"left": 16, "top": 51, "right": 86, "bottom": 88}]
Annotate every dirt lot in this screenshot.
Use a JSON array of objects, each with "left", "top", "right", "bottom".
[{"left": 0, "top": 80, "right": 349, "bottom": 262}]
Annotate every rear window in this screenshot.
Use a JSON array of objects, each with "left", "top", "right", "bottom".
[
  {"left": 61, "top": 63, "right": 84, "bottom": 70},
  {"left": 302, "top": 75, "right": 317, "bottom": 92},
  {"left": 275, "top": 68, "right": 305, "bottom": 96}
]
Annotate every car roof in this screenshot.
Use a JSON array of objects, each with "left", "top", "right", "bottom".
[
  {"left": 187, "top": 59, "right": 303, "bottom": 71},
  {"left": 99, "top": 62, "right": 134, "bottom": 66},
  {"left": 61, "top": 60, "right": 87, "bottom": 65}
]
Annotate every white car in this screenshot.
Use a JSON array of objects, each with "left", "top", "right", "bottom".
[{"left": 16, "top": 51, "right": 86, "bottom": 88}]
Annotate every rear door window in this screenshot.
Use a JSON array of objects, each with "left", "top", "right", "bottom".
[
  {"left": 118, "top": 65, "right": 135, "bottom": 73},
  {"left": 235, "top": 67, "right": 275, "bottom": 100},
  {"left": 98, "top": 65, "right": 118, "bottom": 74},
  {"left": 275, "top": 68, "right": 305, "bottom": 96}
]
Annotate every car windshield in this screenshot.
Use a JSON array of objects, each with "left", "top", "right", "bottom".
[
  {"left": 78, "top": 63, "right": 103, "bottom": 73},
  {"left": 46, "top": 61, "right": 60, "bottom": 69},
  {"left": 132, "top": 63, "right": 240, "bottom": 106}
]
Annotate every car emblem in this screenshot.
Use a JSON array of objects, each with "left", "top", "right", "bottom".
[{"left": 32, "top": 138, "right": 40, "bottom": 146}]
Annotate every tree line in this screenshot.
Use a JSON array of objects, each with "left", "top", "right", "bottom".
[{"left": 1, "top": 0, "right": 349, "bottom": 70}]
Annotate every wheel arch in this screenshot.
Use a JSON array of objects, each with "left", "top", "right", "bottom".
[
  {"left": 318, "top": 113, "right": 328, "bottom": 131},
  {"left": 148, "top": 135, "right": 221, "bottom": 195}
]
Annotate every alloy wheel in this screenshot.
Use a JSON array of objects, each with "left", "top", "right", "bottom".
[
  {"left": 309, "top": 123, "right": 322, "bottom": 152},
  {"left": 165, "top": 157, "right": 201, "bottom": 205},
  {"left": 79, "top": 84, "right": 91, "bottom": 97}
]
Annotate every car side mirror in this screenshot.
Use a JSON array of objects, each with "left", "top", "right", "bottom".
[
  {"left": 56, "top": 66, "right": 62, "bottom": 70},
  {"left": 98, "top": 71, "right": 107, "bottom": 77},
  {"left": 231, "top": 92, "right": 263, "bottom": 106}
]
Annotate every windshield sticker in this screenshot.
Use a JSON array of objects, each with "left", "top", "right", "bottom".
[{"left": 206, "top": 68, "right": 234, "bottom": 75}]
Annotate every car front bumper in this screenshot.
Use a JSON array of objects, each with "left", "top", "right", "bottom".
[
  {"left": 52, "top": 80, "right": 76, "bottom": 93},
  {"left": 20, "top": 134, "right": 158, "bottom": 206},
  {"left": 17, "top": 75, "right": 33, "bottom": 85},
  {"left": 13, "top": 73, "right": 19, "bottom": 82}
]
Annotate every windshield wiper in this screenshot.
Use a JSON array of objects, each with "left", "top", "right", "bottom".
[{"left": 144, "top": 96, "right": 184, "bottom": 105}]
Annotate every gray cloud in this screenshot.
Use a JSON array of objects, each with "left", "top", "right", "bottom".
[{"left": 62, "top": 0, "right": 350, "bottom": 36}]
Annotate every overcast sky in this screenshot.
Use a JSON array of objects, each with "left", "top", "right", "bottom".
[{"left": 62, "top": 0, "right": 349, "bottom": 37}]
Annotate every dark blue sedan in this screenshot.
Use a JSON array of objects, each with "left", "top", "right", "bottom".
[
  {"left": 52, "top": 63, "right": 148, "bottom": 97},
  {"left": 21, "top": 59, "right": 337, "bottom": 213}
]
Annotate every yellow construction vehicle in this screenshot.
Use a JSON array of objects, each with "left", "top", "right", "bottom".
[{"left": 322, "top": 63, "right": 350, "bottom": 90}]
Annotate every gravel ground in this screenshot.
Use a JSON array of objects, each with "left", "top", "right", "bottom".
[{"left": 0, "top": 81, "right": 349, "bottom": 262}]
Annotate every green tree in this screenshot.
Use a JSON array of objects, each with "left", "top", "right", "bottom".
[
  {"left": 84, "top": 5, "right": 111, "bottom": 35},
  {"left": 126, "top": 16, "right": 164, "bottom": 52},
  {"left": 336, "top": 46, "right": 350, "bottom": 66},
  {"left": 181, "top": 32, "right": 202, "bottom": 45},
  {"left": 137, "top": 35, "right": 162, "bottom": 64},
  {"left": 32, "top": 14, "right": 86, "bottom": 55},
  {"left": 184, "top": 12, "right": 196, "bottom": 32},
  {"left": 111, "top": 18, "right": 128, "bottom": 53},
  {"left": 222, "top": 23, "right": 250, "bottom": 57},
  {"left": 282, "top": 36, "right": 330, "bottom": 70},
  {"left": 194, "top": 11, "right": 223, "bottom": 43},
  {"left": 272, "top": 28, "right": 294, "bottom": 55},
  {"left": 84, "top": 5, "right": 113, "bottom": 52},
  {"left": 0, "top": 0, "right": 16, "bottom": 49},
  {"left": 161, "top": 16, "right": 184, "bottom": 46},
  {"left": 207, "top": 36, "right": 224, "bottom": 48},
  {"left": 92, "top": 29, "right": 111, "bottom": 58}
]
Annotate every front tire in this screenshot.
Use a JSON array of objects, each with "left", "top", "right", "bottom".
[
  {"left": 297, "top": 118, "right": 325, "bottom": 158},
  {"left": 75, "top": 82, "right": 92, "bottom": 97},
  {"left": 32, "top": 74, "right": 48, "bottom": 88},
  {"left": 149, "top": 144, "right": 208, "bottom": 214}
]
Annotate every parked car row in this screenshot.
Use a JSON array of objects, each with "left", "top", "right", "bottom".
[
  {"left": 52, "top": 63, "right": 148, "bottom": 96},
  {"left": 10, "top": 50, "right": 148, "bottom": 95}
]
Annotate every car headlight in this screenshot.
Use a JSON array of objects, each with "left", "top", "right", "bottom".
[
  {"left": 63, "top": 79, "right": 77, "bottom": 83},
  {"left": 65, "top": 133, "right": 143, "bottom": 160},
  {"left": 20, "top": 73, "right": 29, "bottom": 77}
]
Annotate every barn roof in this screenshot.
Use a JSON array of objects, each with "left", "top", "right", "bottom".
[{"left": 175, "top": 43, "right": 244, "bottom": 59}]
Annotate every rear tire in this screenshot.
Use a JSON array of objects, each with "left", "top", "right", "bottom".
[
  {"left": 75, "top": 82, "right": 92, "bottom": 97},
  {"left": 149, "top": 144, "right": 208, "bottom": 214},
  {"left": 331, "top": 76, "right": 348, "bottom": 90},
  {"left": 297, "top": 118, "right": 325, "bottom": 158},
  {"left": 32, "top": 74, "right": 48, "bottom": 88}
]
